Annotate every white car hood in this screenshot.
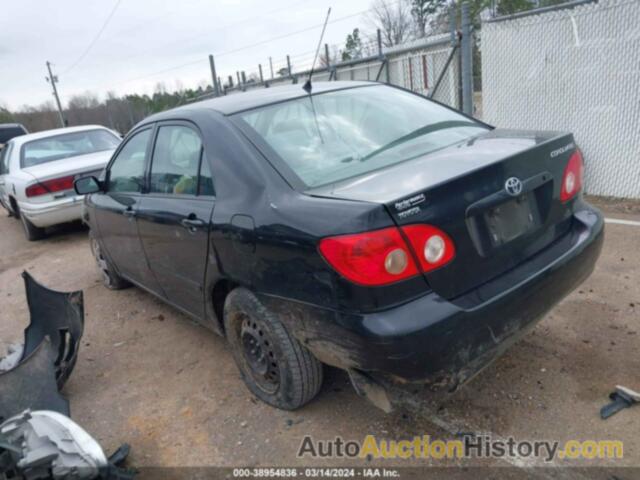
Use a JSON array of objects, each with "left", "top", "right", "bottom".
[{"left": 21, "top": 149, "right": 114, "bottom": 182}]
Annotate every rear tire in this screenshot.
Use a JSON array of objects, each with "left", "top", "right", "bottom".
[
  {"left": 224, "top": 288, "right": 323, "bottom": 410},
  {"left": 21, "top": 214, "right": 46, "bottom": 241},
  {"left": 9, "top": 198, "right": 20, "bottom": 219},
  {"left": 89, "top": 230, "right": 131, "bottom": 290}
]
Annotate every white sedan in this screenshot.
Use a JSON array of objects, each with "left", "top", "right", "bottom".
[{"left": 0, "top": 125, "right": 121, "bottom": 240}]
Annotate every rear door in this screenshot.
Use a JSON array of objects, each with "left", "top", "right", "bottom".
[
  {"left": 136, "top": 122, "right": 215, "bottom": 317},
  {"left": 92, "top": 127, "right": 162, "bottom": 292}
]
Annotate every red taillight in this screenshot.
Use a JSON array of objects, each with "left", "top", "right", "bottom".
[
  {"left": 318, "top": 224, "right": 456, "bottom": 286},
  {"left": 400, "top": 224, "right": 456, "bottom": 273},
  {"left": 25, "top": 175, "right": 75, "bottom": 198},
  {"left": 560, "top": 149, "right": 584, "bottom": 202},
  {"left": 318, "top": 227, "right": 419, "bottom": 286}
]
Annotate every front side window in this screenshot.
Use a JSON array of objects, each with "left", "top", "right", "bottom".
[
  {"left": 149, "top": 125, "right": 202, "bottom": 195},
  {"left": 108, "top": 129, "right": 151, "bottom": 193},
  {"left": 21, "top": 129, "right": 120, "bottom": 168},
  {"left": 238, "top": 85, "right": 488, "bottom": 187}
]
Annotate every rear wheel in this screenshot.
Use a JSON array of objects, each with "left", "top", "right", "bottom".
[
  {"left": 20, "top": 214, "right": 46, "bottom": 241},
  {"left": 89, "top": 230, "right": 131, "bottom": 290},
  {"left": 224, "top": 288, "right": 323, "bottom": 410}
]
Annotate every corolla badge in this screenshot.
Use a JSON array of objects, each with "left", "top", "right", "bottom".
[{"left": 504, "top": 177, "right": 523, "bottom": 196}]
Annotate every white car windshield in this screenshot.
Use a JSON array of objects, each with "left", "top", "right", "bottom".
[
  {"left": 238, "top": 85, "right": 488, "bottom": 187},
  {"left": 21, "top": 129, "right": 120, "bottom": 168}
]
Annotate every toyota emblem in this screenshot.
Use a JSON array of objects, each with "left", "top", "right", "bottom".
[{"left": 505, "top": 177, "right": 523, "bottom": 196}]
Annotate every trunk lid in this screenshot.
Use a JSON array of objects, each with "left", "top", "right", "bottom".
[
  {"left": 308, "top": 129, "right": 579, "bottom": 299},
  {"left": 22, "top": 149, "right": 113, "bottom": 183},
  {"left": 21, "top": 149, "right": 113, "bottom": 204}
]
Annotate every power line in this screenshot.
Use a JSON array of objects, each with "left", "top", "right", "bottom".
[
  {"left": 63, "top": 0, "right": 123, "bottom": 74},
  {"left": 67, "top": 0, "right": 311, "bottom": 76},
  {"left": 87, "top": 0, "right": 401, "bottom": 91},
  {"left": 214, "top": 6, "right": 379, "bottom": 59}
]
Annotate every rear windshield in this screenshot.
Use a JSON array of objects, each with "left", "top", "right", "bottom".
[
  {"left": 0, "top": 126, "right": 26, "bottom": 144},
  {"left": 21, "top": 129, "right": 120, "bottom": 168},
  {"left": 238, "top": 85, "right": 488, "bottom": 187}
]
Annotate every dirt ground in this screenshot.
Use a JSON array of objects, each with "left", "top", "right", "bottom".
[{"left": 1, "top": 198, "right": 639, "bottom": 477}]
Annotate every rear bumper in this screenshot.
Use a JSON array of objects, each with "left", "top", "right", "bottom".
[
  {"left": 18, "top": 196, "right": 84, "bottom": 228},
  {"left": 262, "top": 202, "right": 604, "bottom": 390}
]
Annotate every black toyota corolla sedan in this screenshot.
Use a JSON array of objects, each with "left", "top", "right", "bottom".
[{"left": 75, "top": 81, "right": 604, "bottom": 411}]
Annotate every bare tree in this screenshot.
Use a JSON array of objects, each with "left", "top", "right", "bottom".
[
  {"left": 319, "top": 45, "right": 340, "bottom": 68},
  {"left": 367, "top": 0, "right": 413, "bottom": 47},
  {"left": 12, "top": 102, "right": 59, "bottom": 132},
  {"left": 409, "top": 0, "right": 448, "bottom": 38},
  {"left": 66, "top": 92, "right": 103, "bottom": 126}
]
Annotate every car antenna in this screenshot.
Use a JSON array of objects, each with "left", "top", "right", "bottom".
[{"left": 303, "top": 7, "right": 331, "bottom": 94}]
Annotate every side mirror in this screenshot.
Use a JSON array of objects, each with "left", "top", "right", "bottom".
[{"left": 74, "top": 176, "right": 102, "bottom": 195}]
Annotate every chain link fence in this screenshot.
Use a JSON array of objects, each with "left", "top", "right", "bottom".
[
  {"left": 206, "top": 32, "right": 463, "bottom": 110},
  {"left": 481, "top": 0, "right": 640, "bottom": 199}
]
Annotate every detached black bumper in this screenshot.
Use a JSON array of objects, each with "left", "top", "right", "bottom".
[
  {"left": 263, "top": 204, "right": 604, "bottom": 391},
  {"left": 0, "top": 273, "right": 84, "bottom": 420}
]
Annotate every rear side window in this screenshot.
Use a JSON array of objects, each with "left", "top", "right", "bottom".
[
  {"left": 21, "top": 129, "right": 120, "bottom": 168},
  {"left": 108, "top": 129, "right": 151, "bottom": 193},
  {"left": 198, "top": 155, "right": 215, "bottom": 196},
  {"left": 149, "top": 125, "right": 202, "bottom": 195}
]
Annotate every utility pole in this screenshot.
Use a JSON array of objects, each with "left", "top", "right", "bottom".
[
  {"left": 46, "top": 61, "right": 65, "bottom": 127},
  {"left": 269, "top": 57, "right": 274, "bottom": 79},
  {"left": 286, "top": 55, "right": 292, "bottom": 77},
  {"left": 208, "top": 54, "right": 220, "bottom": 96}
]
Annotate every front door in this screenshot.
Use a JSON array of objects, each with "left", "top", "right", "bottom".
[
  {"left": 92, "top": 127, "right": 161, "bottom": 292},
  {"left": 136, "top": 122, "right": 215, "bottom": 317}
]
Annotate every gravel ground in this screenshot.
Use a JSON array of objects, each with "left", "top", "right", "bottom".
[{"left": 0, "top": 198, "right": 639, "bottom": 477}]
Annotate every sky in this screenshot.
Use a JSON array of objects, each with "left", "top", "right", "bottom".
[{"left": 0, "top": 0, "right": 374, "bottom": 111}]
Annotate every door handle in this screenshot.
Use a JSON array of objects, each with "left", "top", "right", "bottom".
[
  {"left": 123, "top": 208, "right": 136, "bottom": 218},
  {"left": 181, "top": 218, "right": 204, "bottom": 229}
]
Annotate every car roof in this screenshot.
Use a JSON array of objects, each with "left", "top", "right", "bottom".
[
  {"left": 8, "top": 125, "right": 111, "bottom": 147},
  {"left": 143, "top": 81, "right": 377, "bottom": 122},
  {"left": 0, "top": 123, "right": 26, "bottom": 129}
]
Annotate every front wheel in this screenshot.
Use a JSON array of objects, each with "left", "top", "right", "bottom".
[
  {"left": 89, "top": 230, "right": 131, "bottom": 290},
  {"left": 21, "top": 214, "right": 46, "bottom": 241},
  {"left": 224, "top": 288, "right": 323, "bottom": 410}
]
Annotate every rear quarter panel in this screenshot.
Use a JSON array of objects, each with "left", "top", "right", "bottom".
[{"left": 201, "top": 110, "right": 429, "bottom": 315}]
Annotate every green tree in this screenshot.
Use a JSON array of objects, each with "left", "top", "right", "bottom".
[
  {"left": 0, "top": 107, "right": 14, "bottom": 123},
  {"left": 497, "top": 0, "right": 534, "bottom": 15},
  {"left": 498, "top": 0, "right": 568, "bottom": 15},
  {"left": 342, "top": 28, "right": 364, "bottom": 61}
]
